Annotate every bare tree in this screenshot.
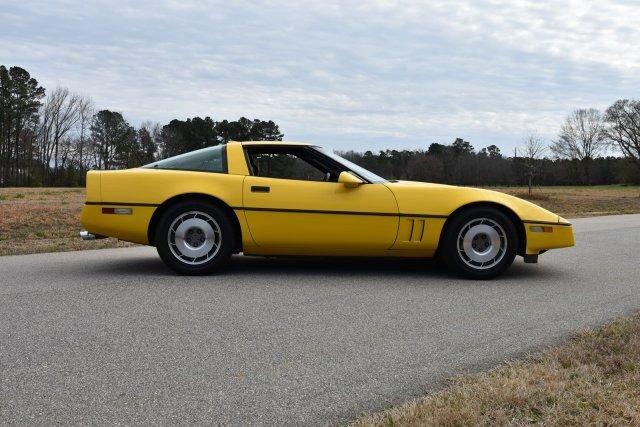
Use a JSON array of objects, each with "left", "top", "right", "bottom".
[
  {"left": 137, "top": 121, "right": 160, "bottom": 165},
  {"left": 551, "top": 108, "right": 607, "bottom": 184},
  {"left": 603, "top": 99, "right": 640, "bottom": 170},
  {"left": 75, "top": 96, "right": 95, "bottom": 174},
  {"left": 37, "top": 87, "right": 84, "bottom": 180},
  {"left": 522, "top": 133, "right": 546, "bottom": 196}
]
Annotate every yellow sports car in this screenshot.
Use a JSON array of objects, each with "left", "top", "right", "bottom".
[{"left": 80, "top": 141, "right": 574, "bottom": 279}]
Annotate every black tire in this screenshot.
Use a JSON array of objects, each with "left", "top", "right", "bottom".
[
  {"left": 156, "top": 201, "right": 234, "bottom": 275},
  {"left": 442, "top": 207, "right": 518, "bottom": 279}
]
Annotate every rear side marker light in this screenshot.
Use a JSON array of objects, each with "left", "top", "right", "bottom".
[
  {"left": 102, "top": 207, "right": 133, "bottom": 215},
  {"left": 529, "top": 225, "right": 553, "bottom": 233}
]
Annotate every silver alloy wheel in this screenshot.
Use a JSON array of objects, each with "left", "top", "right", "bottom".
[
  {"left": 168, "top": 211, "right": 222, "bottom": 265},
  {"left": 457, "top": 217, "right": 507, "bottom": 270}
]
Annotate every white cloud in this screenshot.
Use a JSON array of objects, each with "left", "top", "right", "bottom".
[{"left": 1, "top": 0, "right": 639, "bottom": 151}]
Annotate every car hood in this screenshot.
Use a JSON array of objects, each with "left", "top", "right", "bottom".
[{"left": 384, "top": 180, "right": 566, "bottom": 224}]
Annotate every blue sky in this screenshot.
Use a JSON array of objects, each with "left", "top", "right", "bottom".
[{"left": 2, "top": 0, "right": 638, "bottom": 152}]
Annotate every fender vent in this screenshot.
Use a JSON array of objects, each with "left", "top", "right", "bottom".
[{"left": 401, "top": 218, "right": 425, "bottom": 243}]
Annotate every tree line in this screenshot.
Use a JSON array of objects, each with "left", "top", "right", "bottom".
[
  {"left": 340, "top": 138, "right": 639, "bottom": 190},
  {"left": 340, "top": 106, "right": 640, "bottom": 189},
  {"left": 0, "top": 65, "right": 283, "bottom": 186},
  {"left": 1, "top": 65, "right": 640, "bottom": 188}
]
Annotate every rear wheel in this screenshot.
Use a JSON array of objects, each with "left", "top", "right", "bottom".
[
  {"left": 443, "top": 207, "right": 517, "bottom": 279},
  {"left": 156, "top": 201, "right": 234, "bottom": 275}
]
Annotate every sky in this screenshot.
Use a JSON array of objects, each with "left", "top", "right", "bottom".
[{"left": 1, "top": 0, "right": 639, "bottom": 153}]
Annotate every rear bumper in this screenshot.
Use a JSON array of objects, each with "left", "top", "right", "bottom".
[
  {"left": 524, "top": 222, "right": 575, "bottom": 255},
  {"left": 80, "top": 204, "right": 154, "bottom": 244}
]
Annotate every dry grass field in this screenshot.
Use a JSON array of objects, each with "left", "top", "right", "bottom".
[
  {"left": 354, "top": 312, "right": 640, "bottom": 426},
  {"left": 0, "top": 185, "right": 639, "bottom": 256},
  {"left": 0, "top": 187, "right": 133, "bottom": 256},
  {"left": 494, "top": 185, "right": 640, "bottom": 218}
]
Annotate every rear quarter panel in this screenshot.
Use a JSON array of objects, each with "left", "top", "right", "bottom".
[
  {"left": 81, "top": 169, "right": 245, "bottom": 244},
  {"left": 98, "top": 169, "right": 244, "bottom": 206}
]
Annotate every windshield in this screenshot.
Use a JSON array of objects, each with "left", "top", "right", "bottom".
[{"left": 313, "top": 147, "right": 387, "bottom": 183}]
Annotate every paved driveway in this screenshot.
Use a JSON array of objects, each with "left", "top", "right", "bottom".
[{"left": 1, "top": 214, "right": 639, "bottom": 424}]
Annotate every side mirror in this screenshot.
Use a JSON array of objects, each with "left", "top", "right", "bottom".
[{"left": 338, "top": 171, "right": 363, "bottom": 188}]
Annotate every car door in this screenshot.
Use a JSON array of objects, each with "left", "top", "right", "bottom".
[{"left": 242, "top": 146, "right": 398, "bottom": 250}]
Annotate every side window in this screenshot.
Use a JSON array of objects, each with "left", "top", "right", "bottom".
[
  {"left": 143, "top": 145, "right": 227, "bottom": 173},
  {"left": 246, "top": 148, "right": 330, "bottom": 181}
]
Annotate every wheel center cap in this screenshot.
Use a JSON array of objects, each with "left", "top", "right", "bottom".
[
  {"left": 472, "top": 232, "right": 491, "bottom": 252},
  {"left": 185, "top": 227, "right": 206, "bottom": 248}
]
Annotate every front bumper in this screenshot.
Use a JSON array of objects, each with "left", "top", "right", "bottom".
[{"left": 524, "top": 221, "right": 575, "bottom": 255}]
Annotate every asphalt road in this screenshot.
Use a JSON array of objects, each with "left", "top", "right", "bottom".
[{"left": 1, "top": 214, "right": 639, "bottom": 424}]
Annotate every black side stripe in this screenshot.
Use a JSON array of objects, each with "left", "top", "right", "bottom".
[
  {"left": 233, "top": 206, "right": 448, "bottom": 218},
  {"left": 86, "top": 201, "right": 445, "bottom": 218},
  {"left": 86, "top": 201, "right": 159, "bottom": 207},
  {"left": 402, "top": 213, "right": 447, "bottom": 219},
  {"left": 523, "top": 219, "right": 572, "bottom": 226},
  {"left": 85, "top": 202, "right": 569, "bottom": 225}
]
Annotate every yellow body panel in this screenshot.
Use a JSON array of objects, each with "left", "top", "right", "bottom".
[
  {"left": 391, "top": 217, "right": 446, "bottom": 251},
  {"left": 245, "top": 246, "right": 435, "bottom": 257},
  {"left": 81, "top": 205, "right": 156, "bottom": 244},
  {"left": 98, "top": 168, "right": 244, "bottom": 206},
  {"left": 85, "top": 170, "right": 101, "bottom": 201},
  {"left": 80, "top": 141, "right": 574, "bottom": 258},
  {"left": 81, "top": 168, "right": 248, "bottom": 245},
  {"left": 242, "top": 176, "right": 398, "bottom": 250},
  {"left": 524, "top": 222, "right": 575, "bottom": 254},
  {"left": 386, "top": 181, "right": 560, "bottom": 224},
  {"left": 383, "top": 181, "right": 572, "bottom": 255},
  {"left": 226, "top": 142, "right": 250, "bottom": 176}
]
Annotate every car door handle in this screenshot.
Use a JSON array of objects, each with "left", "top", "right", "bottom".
[{"left": 251, "top": 186, "right": 270, "bottom": 193}]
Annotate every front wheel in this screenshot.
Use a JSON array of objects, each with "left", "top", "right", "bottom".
[
  {"left": 156, "top": 201, "right": 234, "bottom": 275},
  {"left": 442, "top": 207, "right": 518, "bottom": 279}
]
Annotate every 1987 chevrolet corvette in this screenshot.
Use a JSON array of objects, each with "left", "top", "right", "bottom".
[{"left": 80, "top": 141, "right": 574, "bottom": 279}]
